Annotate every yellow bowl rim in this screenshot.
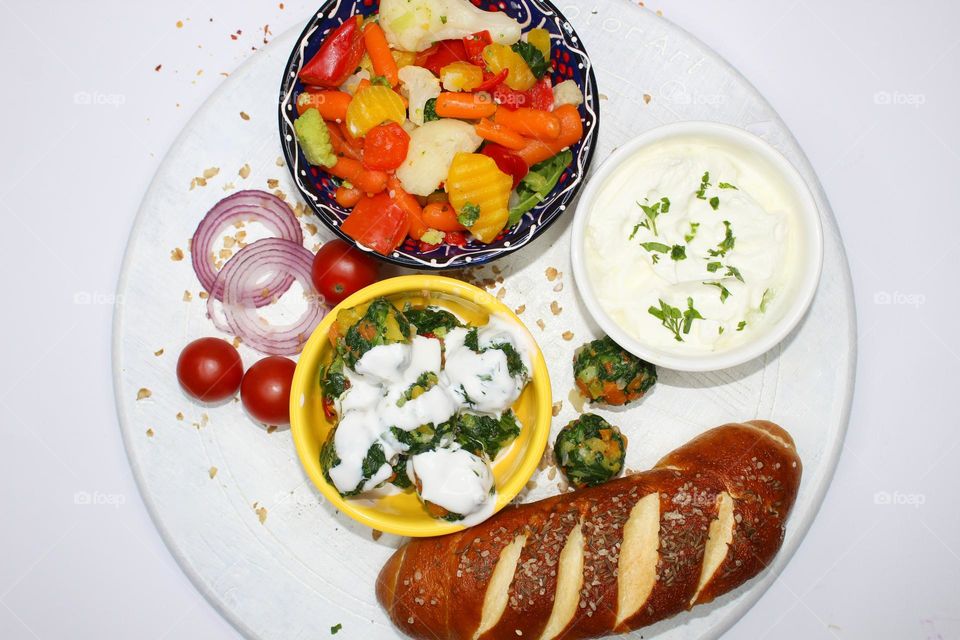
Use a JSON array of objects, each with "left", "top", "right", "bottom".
[{"left": 289, "top": 275, "right": 553, "bottom": 537}]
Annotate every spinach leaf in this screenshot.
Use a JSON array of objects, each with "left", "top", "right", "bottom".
[
  {"left": 511, "top": 41, "right": 550, "bottom": 79},
  {"left": 508, "top": 150, "right": 573, "bottom": 225}
]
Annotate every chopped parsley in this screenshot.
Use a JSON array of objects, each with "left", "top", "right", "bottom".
[
  {"left": 457, "top": 202, "right": 480, "bottom": 228},
  {"left": 635, "top": 197, "right": 670, "bottom": 236},
  {"left": 737, "top": 321, "right": 747, "bottom": 331},
  {"left": 726, "top": 265, "right": 744, "bottom": 282},
  {"left": 760, "top": 288, "right": 774, "bottom": 313},
  {"left": 440, "top": 15, "right": 448, "bottom": 23},
  {"left": 704, "top": 281, "right": 732, "bottom": 303},
  {"left": 331, "top": 623, "right": 343, "bottom": 635},
  {"left": 706, "top": 261, "right": 722, "bottom": 273},
  {"left": 640, "top": 241, "right": 671, "bottom": 254},
  {"left": 684, "top": 222, "right": 700, "bottom": 243},
  {"left": 718, "top": 182, "right": 738, "bottom": 190},
  {"left": 670, "top": 244, "right": 687, "bottom": 261},
  {"left": 708, "top": 221, "right": 736, "bottom": 258},
  {"left": 709, "top": 196, "right": 720, "bottom": 211},
  {"left": 696, "top": 171, "right": 711, "bottom": 199},
  {"left": 648, "top": 297, "right": 704, "bottom": 342}
]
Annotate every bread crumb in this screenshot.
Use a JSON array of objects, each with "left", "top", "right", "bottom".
[
  {"left": 233, "top": 337, "right": 242, "bottom": 348},
  {"left": 514, "top": 305, "right": 525, "bottom": 315},
  {"left": 267, "top": 425, "right": 278, "bottom": 434},
  {"left": 643, "top": 94, "right": 652, "bottom": 104},
  {"left": 240, "top": 111, "right": 250, "bottom": 121},
  {"left": 176, "top": 412, "right": 184, "bottom": 421},
  {"left": 183, "top": 290, "right": 193, "bottom": 302},
  {"left": 176, "top": 20, "right": 183, "bottom": 28},
  {"left": 552, "top": 401, "right": 563, "bottom": 417},
  {"left": 154, "top": 348, "right": 164, "bottom": 357},
  {"left": 137, "top": 388, "right": 152, "bottom": 400},
  {"left": 267, "top": 178, "right": 279, "bottom": 189},
  {"left": 198, "top": 291, "right": 209, "bottom": 299},
  {"left": 553, "top": 282, "right": 563, "bottom": 292},
  {"left": 372, "top": 529, "right": 383, "bottom": 541},
  {"left": 276, "top": 157, "right": 285, "bottom": 167},
  {"left": 305, "top": 223, "right": 318, "bottom": 235},
  {"left": 209, "top": 467, "right": 218, "bottom": 479},
  {"left": 562, "top": 331, "right": 574, "bottom": 341},
  {"left": 536, "top": 319, "right": 545, "bottom": 331},
  {"left": 545, "top": 267, "right": 559, "bottom": 281},
  {"left": 170, "top": 248, "right": 184, "bottom": 261},
  {"left": 203, "top": 167, "right": 220, "bottom": 179},
  {"left": 239, "top": 164, "right": 251, "bottom": 179},
  {"left": 550, "top": 301, "right": 562, "bottom": 315},
  {"left": 146, "top": 428, "right": 155, "bottom": 438},
  {"left": 254, "top": 504, "right": 268, "bottom": 524}
]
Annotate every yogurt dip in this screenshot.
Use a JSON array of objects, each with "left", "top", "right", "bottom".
[{"left": 583, "top": 136, "right": 802, "bottom": 354}]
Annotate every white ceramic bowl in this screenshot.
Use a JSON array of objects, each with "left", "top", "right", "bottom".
[{"left": 570, "top": 122, "right": 823, "bottom": 372}]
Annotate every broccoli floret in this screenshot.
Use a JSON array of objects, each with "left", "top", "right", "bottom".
[
  {"left": 293, "top": 108, "right": 337, "bottom": 168},
  {"left": 554, "top": 414, "right": 627, "bottom": 489}
]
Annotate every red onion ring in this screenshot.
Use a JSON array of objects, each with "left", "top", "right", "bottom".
[
  {"left": 208, "top": 238, "right": 326, "bottom": 356},
  {"left": 191, "top": 190, "right": 303, "bottom": 307}
]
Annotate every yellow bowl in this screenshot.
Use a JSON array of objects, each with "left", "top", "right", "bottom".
[{"left": 289, "top": 275, "right": 552, "bottom": 537}]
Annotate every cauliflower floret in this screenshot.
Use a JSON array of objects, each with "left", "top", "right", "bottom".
[
  {"left": 552, "top": 80, "right": 585, "bottom": 109},
  {"left": 380, "top": 0, "right": 522, "bottom": 53},
  {"left": 395, "top": 120, "right": 482, "bottom": 196},
  {"left": 398, "top": 66, "right": 442, "bottom": 126}
]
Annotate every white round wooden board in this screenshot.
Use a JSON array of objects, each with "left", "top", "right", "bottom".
[{"left": 112, "top": 2, "right": 856, "bottom": 639}]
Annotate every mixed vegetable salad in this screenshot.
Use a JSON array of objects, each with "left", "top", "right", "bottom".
[{"left": 292, "top": 0, "right": 586, "bottom": 255}]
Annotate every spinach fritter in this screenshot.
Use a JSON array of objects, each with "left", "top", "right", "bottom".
[
  {"left": 573, "top": 336, "right": 657, "bottom": 406},
  {"left": 553, "top": 413, "right": 627, "bottom": 489}
]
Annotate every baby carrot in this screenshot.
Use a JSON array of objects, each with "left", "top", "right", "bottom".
[
  {"left": 335, "top": 185, "right": 363, "bottom": 208},
  {"left": 388, "top": 177, "right": 428, "bottom": 240},
  {"left": 434, "top": 92, "right": 498, "bottom": 119},
  {"left": 494, "top": 107, "right": 561, "bottom": 141},
  {"left": 327, "top": 124, "right": 363, "bottom": 161},
  {"left": 422, "top": 202, "right": 466, "bottom": 232},
  {"left": 363, "top": 23, "right": 399, "bottom": 87},
  {"left": 326, "top": 157, "right": 388, "bottom": 194},
  {"left": 515, "top": 104, "right": 584, "bottom": 166},
  {"left": 295, "top": 91, "right": 353, "bottom": 122},
  {"left": 475, "top": 118, "right": 527, "bottom": 150}
]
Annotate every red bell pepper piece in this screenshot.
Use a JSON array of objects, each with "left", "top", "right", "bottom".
[
  {"left": 420, "top": 40, "right": 469, "bottom": 76},
  {"left": 463, "top": 31, "right": 492, "bottom": 66},
  {"left": 527, "top": 77, "right": 555, "bottom": 111},
  {"left": 475, "top": 68, "right": 509, "bottom": 93},
  {"left": 493, "top": 77, "right": 555, "bottom": 111},
  {"left": 481, "top": 144, "right": 529, "bottom": 189},
  {"left": 299, "top": 16, "right": 366, "bottom": 88},
  {"left": 340, "top": 193, "right": 409, "bottom": 255}
]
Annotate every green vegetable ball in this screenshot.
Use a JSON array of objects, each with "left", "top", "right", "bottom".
[
  {"left": 573, "top": 336, "right": 657, "bottom": 406},
  {"left": 553, "top": 413, "right": 627, "bottom": 489}
]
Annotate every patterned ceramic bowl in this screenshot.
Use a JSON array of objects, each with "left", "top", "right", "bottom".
[{"left": 279, "top": 0, "right": 600, "bottom": 270}]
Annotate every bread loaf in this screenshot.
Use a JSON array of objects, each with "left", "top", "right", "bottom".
[{"left": 376, "top": 420, "right": 802, "bottom": 640}]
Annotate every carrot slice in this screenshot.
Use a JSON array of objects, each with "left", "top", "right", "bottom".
[
  {"left": 494, "top": 107, "right": 561, "bottom": 140},
  {"left": 363, "top": 23, "right": 400, "bottom": 87},
  {"left": 295, "top": 91, "right": 353, "bottom": 122},
  {"left": 326, "top": 157, "right": 388, "bottom": 194},
  {"left": 434, "top": 92, "right": 498, "bottom": 119},
  {"left": 475, "top": 118, "right": 527, "bottom": 150},
  {"left": 515, "top": 105, "right": 584, "bottom": 166}
]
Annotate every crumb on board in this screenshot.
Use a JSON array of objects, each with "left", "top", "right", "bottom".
[
  {"left": 209, "top": 467, "right": 218, "bottom": 479},
  {"left": 146, "top": 428, "right": 155, "bottom": 438},
  {"left": 239, "top": 164, "right": 251, "bottom": 179},
  {"left": 305, "top": 223, "right": 318, "bottom": 235},
  {"left": 240, "top": 111, "right": 250, "bottom": 121},
  {"left": 552, "top": 401, "right": 563, "bottom": 417},
  {"left": 232, "top": 337, "right": 242, "bottom": 348},
  {"left": 267, "top": 178, "right": 279, "bottom": 189},
  {"left": 545, "top": 267, "right": 559, "bottom": 281},
  {"left": 154, "top": 348, "right": 164, "bottom": 357},
  {"left": 154, "top": 64, "right": 162, "bottom": 72},
  {"left": 254, "top": 503, "right": 268, "bottom": 524},
  {"left": 137, "top": 388, "right": 152, "bottom": 401},
  {"left": 276, "top": 156, "right": 285, "bottom": 167},
  {"left": 514, "top": 305, "right": 525, "bottom": 315},
  {"left": 643, "top": 94, "right": 652, "bottom": 104},
  {"left": 551, "top": 301, "right": 562, "bottom": 316},
  {"left": 176, "top": 20, "right": 183, "bottom": 28},
  {"left": 371, "top": 529, "right": 383, "bottom": 541},
  {"left": 199, "top": 291, "right": 209, "bottom": 299},
  {"left": 203, "top": 167, "right": 219, "bottom": 179},
  {"left": 183, "top": 290, "right": 193, "bottom": 302},
  {"left": 536, "top": 319, "right": 545, "bottom": 331},
  {"left": 176, "top": 412, "right": 184, "bottom": 421},
  {"left": 553, "top": 282, "right": 563, "bottom": 292},
  {"left": 170, "top": 248, "right": 184, "bottom": 261},
  {"left": 267, "top": 425, "right": 278, "bottom": 434},
  {"left": 562, "top": 331, "right": 574, "bottom": 341}
]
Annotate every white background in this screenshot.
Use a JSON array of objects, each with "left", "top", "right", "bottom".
[{"left": 0, "top": 1, "right": 957, "bottom": 639}]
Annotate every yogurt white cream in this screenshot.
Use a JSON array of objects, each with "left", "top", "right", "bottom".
[{"left": 584, "top": 137, "right": 800, "bottom": 354}]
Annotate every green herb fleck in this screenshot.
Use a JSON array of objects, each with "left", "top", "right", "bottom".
[
  {"left": 636, "top": 197, "right": 670, "bottom": 236},
  {"left": 684, "top": 222, "right": 700, "bottom": 243},
  {"left": 648, "top": 298, "right": 703, "bottom": 342},
  {"left": 440, "top": 15, "right": 448, "bottom": 23},
  {"left": 725, "top": 265, "right": 744, "bottom": 283},
  {"left": 709, "top": 196, "right": 720, "bottom": 211},
  {"left": 696, "top": 171, "right": 711, "bottom": 199},
  {"left": 706, "top": 261, "right": 722, "bottom": 273},
  {"left": 760, "top": 288, "right": 774, "bottom": 313},
  {"left": 640, "top": 241, "right": 671, "bottom": 254},
  {"left": 670, "top": 245, "right": 687, "bottom": 261},
  {"left": 628, "top": 224, "right": 641, "bottom": 241},
  {"left": 423, "top": 97, "right": 440, "bottom": 122},
  {"left": 737, "top": 321, "right": 747, "bottom": 331},
  {"left": 708, "top": 221, "right": 736, "bottom": 258},
  {"left": 682, "top": 297, "right": 704, "bottom": 334},
  {"left": 718, "top": 182, "right": 738, "bottom": 190},
  {"left": 704, "top": 281, "right": 732, "bottom": 303},
  {"left": 457, "top": 202, "right": 481, "bottom": 228},
  {"left": 651, "top": 254, "right": 661, "bottom": 264},
  {"left": 331, "top": 623, "right": 343, "bottom": 635}
]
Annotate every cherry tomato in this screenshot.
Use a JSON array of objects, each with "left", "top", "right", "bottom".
[
  {"left": 481, "top": 144, "right": 529, "bottom": 188},
  {"left": 363, "top": 123, "right": 410, "bottom": 171},
  {"left": 176, "top": 338, "right": 244, "bottom": 402},
  {"left": 240, "top": 356, "right": 297, "bottom": 425},
  {"left": 311, "top": 239, "right": 380, "bottom": 306},
  {"left": 341, "top": 193, "right": 410, "bottom": 255}
]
